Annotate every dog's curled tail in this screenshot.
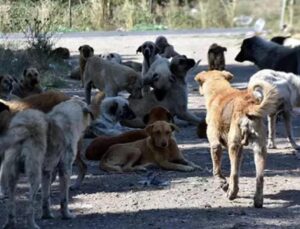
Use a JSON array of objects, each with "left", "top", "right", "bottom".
[{"left": 247, "top": 80, "right": 279, "bottom": 118}]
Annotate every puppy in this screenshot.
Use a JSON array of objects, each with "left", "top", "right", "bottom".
[
  {"left": 79, "top": 44, "right": 94, "bottom": 86},
  {"left": 99, "top": 52, "right": 122, "bottom": 64},
  {"left": 101, "top": 121, "right": 200, "bottom": 172},
  {"left": 12, "top": 67, "right": 43, "bottom": 98},
  {"left": 71, "top": 106, "right": 173, "bottom": 190},
  {"left": 208, "top": 43, "right": 227, "bottom": 70},
  {"left": 86, "top": 96, "right": 136, "bottom": 137},
  {"left": 0, "top": 98, "right": 92, "bottom": 229},
  {"left": 84, "top": 56, "right": 143, "bottom": 104},
  {"left": 194, "top": 70, "right": 279, "bottom": 208},
  {"left": 0, "top": 74, "right": 17, "bottom": 100},
  {"left": 125, "top": 55, "right": 203, "bottom": 127},
  {"left": 249, "top": 69, "right": 300, "bottom": 150},
  {"left": 136, "top": 41, "right": 160, "bottom": 93},
  {"left": 155, "top": 36, "right": 180, "bottom": 58},
  {"left": 235, "top": 36, "right": 300, "bottom": 74}
]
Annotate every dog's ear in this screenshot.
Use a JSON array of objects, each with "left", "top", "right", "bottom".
[
  {"left": 109, "top": 101, "right": 118, "bottom": 115},
  {"left": 221, "top": 71, "right": 234, "bottom": 81},
  {"left": 78, "top": 46, "right": 82, "bottom": 52},
  {"left": 194, "top": 71, "right": 206, "bottom": 84},
  {"left": 23, "top": 69, "right": 27, "bottom": 77},
  {"left": 83, "top": 106, "right": 95, "bottom": 120},
  {"left": 170, "top": 123, "right": 179, "bottom": 132},
  {"left": 90, "top": 47, "right": 94, "bottom": 54},
  {"left": 136, "top": 45, "right": 142, "bottom": 54},
  {"left": 145, "top": 123, "right": 154, "bottom": 135},
  {"left": 0, "top": 102, "right": 9, "bottom": 113}
]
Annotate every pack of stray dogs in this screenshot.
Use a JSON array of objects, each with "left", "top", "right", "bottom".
[{"left": 0, "top": 34, "right": 299, "bottom": 228}]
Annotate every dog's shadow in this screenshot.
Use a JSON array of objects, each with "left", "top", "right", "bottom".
[{"left": 265, "top": 189, "right": 300, "bottom": 207}]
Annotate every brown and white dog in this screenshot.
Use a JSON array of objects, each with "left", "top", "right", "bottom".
[
  {"left": 194, "top": 70, "right": 279, "bottom": 208},
  {"left": 100, "top": 121, "right": 200, "bottom": 172}
]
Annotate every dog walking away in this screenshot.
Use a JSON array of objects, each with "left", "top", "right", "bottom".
[
  {"left": 249, "top": 69, "right": 300, "bottom": 150},
  {"left": 0, "top": 98, "right": 92, "bottom": 228},
  {"left": 194, "top": 70, "right": 279, "bottom": 208},
  {"left": 101, "top": 121, "right": 201, "bottom": 173}
]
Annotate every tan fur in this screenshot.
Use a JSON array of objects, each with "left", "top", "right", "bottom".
[
  {"left": 84, "top": 56, "right": 143, "bottom": 104},
  {"left": 194, "top": 70, "right": 279, "bottom": 208},
  {"left": 90, "top": 91, "right": 105, "bottom": 118},
  {"left": 12, "top": 67, "right": 43, "bottom": 98},
  {"left": 79, "top": 45, "right": 94, "bottom": 86},
  {"left": 101, "top": 121, "right": 201, "bottom": 173}
]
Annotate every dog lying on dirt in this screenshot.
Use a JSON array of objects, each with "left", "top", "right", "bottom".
[
  {"left": 79, "top": 44, "right": 94, "bottom": 86},
  {"left": 0, "top": 98, "right": 92, "bottom": 229},
  {"left": 0, "top": 74, "right": 17, "bottom": 100},
  {"left": 99, "top": 52, "right": 122, "bottom": 64},
  {"left": 208, "top": 43, "right": 227, "bottom": 70},
  {"left": 12, "top": 67, "right": 43, "bottom": 98},
  {"left": 155, "top": 36, "right": 180, "bottom": 58},
  {"left": 84, "top": 56, "right": 143, "bottom": 104},
  {"left": 249, "top": 69, "right": 300, "bottom": 150},
  {"left": 235, "top": 36, "right": 300, "bottom": 74},
  {"left": 194, "top": 70, "right": 279, "bottom": 208},
  {"left": 71, "top": 106, "right": 173, "bottom": 190},
  {"left": 124, "top": 55, "right": 203, "bottom": 128},
  {"left": 85, "top": 96, "right": 136, "bottom": 137},
  {"left": 101, "top": 120, "right": 200, "bottom": 172}
]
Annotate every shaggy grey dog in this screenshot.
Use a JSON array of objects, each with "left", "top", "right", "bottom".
[{"left": 0, "top": 98, "right": 92, "bottom": 229}]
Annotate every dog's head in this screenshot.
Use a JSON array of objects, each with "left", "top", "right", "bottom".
[
  {"left": 143, "top": 58, "right": 175, "bottom": 101},
  {"left": 79, "top": 45, "right": 94, "bottom": 60},
  {"left": 136, "top": 41, "right": 159, "bottom": 60},
  {"left": 235, "top": 37, "right": 257, "bottom": 62},
  {"left": 0, "top": 74, "right": 14, "bottom": 94},
  {"left": 22, "top": 67, "right": 40, "bottom": 88},
  {"left": 194, "top": 70, "right": 234, "bottom": 95},
  {"left": 155, "top": 36, "right": 169, "bottom": 53},
  {"left": 146, "top": 121, "right": 179, "bottom": 148},
  {"left": 170, "top": 55, "right": 196, "bottom": 78},
  {"left": 208, "top": 43, "right": 227, "bottom": 70},
  {"left": 143, "top": 106, "right": 174, "bottom": 125},
  {"left": 99, "top": 52, "right": 122, "bottom": 64},
  {"left": 103, "top": 96, "right": 136, "bottom": 121}
]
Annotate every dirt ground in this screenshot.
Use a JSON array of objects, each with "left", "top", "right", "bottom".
[{"left": 1, "top": 32, "right": 300, "bottom": 229}]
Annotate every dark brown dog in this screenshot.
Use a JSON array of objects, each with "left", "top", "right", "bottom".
[
  {"left": 71, "top": 106, "right": 173, "bottom": 190},
  {"left": 50, "top": 47, "right": 70, "bottom": 59},
  {"left": 0, "top": 74, "right": 16, "bottom": 100},
  {"left": 12, "top": 67, "right": 43, "bottom": 98},
  {"left": 155, "top": 36, "right": 180, "bottom": 58},
  {"left": 79, "top": 45, "right": 94, "bottom": 86},
  {"left": 208, "top": 43, "right": 227, "bottom": 70}
]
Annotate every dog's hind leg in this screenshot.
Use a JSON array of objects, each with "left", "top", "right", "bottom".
[
  {"left": 122, "top": 149, "right": 143, "bottom": 172},
  {"left": 267, "top": 114, "right": 277, "bottom": 149},
  {"left": 253, "top": 143, "right": 266, "bottom": 208},
  {"left": 41, "top": 170, "right": 54, "bottom": 219},
  {"left": 1, "top": 151, "right": 19, "bottom": 229},
  {"left": 227, "top": 142, "right": 243, "bottom": 201},
  {"left": 282, "top": 110, "right": 300, "bottom": 150},
  {"left": 58, "top": 159, "right": 76, "bottom": 219}
]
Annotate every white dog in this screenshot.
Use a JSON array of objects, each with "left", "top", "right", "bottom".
[
  {"left": 249, "top": 69, "right": 300, "bottom": 150},
  {"left": 0, "top": 98, "right": 92, "bottom": 229}
]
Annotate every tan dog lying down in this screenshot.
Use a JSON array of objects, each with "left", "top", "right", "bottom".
[
  {"left": 194, "top": 70, "right": 279, "bottom": 208},
  {"left": 101, "top": 121, "right": 201, "bottom": 172}
]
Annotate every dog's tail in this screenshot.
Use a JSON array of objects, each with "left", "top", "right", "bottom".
[
  {"left": 0, "top": 126, "right": 30, "bottom": 158},
  {"left": 247, "top": 80, "right": 279, "bottom": 118}
]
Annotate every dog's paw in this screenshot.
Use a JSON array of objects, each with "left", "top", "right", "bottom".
[
  {"left": 267, "top": 141, "right": 277, "bottom": 149},
  {"left": 226, "top": 187, "right": 239, "bottom": 200},
  {"left": 253, "top": 194, "right": 263, "bottom": 208},
  {"left": 62, "top": 211, "right": 76, "bottom": 220}
]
